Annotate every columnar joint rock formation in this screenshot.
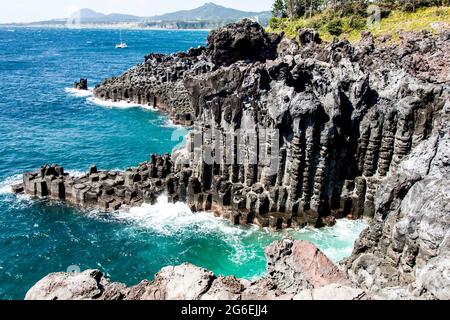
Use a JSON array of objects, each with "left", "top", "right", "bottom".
[{"left": 90, "top": 20, "right": 449, "bottom": 229}]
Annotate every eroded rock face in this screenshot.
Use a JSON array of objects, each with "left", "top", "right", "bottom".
[
  {"left": 206, "top": 19, "right": 281, "bottom": 66},
  {"left": 26, "top": 240, "right": 365, "bottom": 300},
  {"left": 24, "top": 270, "right": 126, "bottom": 300},
  {"left": 265, "top": 240, "right": 350, "bottom": 294},
  {"left": 87, "top": 20, "right": 449, "bottom": 231},
  {"left": 345, "top": 99, "right": 450, "bottom": 299}
]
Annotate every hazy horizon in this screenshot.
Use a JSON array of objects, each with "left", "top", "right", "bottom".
[{"left": 0, "top": 0, "right": 273, "bottom": 24}]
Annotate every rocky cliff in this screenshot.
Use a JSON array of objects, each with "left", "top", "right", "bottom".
[
  {"left": 91, "top": 20, "right": 449, "bottom": 230},
  {"left": 16, "top": 20, "right": 449, "bottom": 299}
]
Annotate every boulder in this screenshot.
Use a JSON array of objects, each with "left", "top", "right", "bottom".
[
  {"left": 298, "top": 28, "right": 322, "bottom": 47},
  {"left": 206, "top": 19, "right": 280, "bottom": 66},
  {"left": 265, "top": 239, "right": 350, "bottom": 294},
  {"left": 25, "top": 270, "right": 125, "bottom": 300},
  {"left": 74, "top": 79, "right": 88, "bottom": 90}
]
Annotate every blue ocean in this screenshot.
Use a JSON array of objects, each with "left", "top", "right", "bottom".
[{"left": 0, "top": 27, "right": 367, "bottom": 300}]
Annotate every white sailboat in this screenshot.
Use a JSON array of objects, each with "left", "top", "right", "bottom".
[{"left": 116, "top": 30, "right": 128, "bottom": 49}]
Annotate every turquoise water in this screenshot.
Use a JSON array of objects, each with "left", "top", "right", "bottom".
[{"left": 0, "top": 27, "right": 367, "bottom": 300}]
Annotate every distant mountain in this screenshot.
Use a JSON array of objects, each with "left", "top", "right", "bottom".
[
  {"left": 67, "top": 8, "right": 142, "bottom": 24},
  {"left": 145, "top": 3, "right": 270, "bottom": 23},
  {"left": 4, "top": 3, "right": 271, "bottom": 29}
]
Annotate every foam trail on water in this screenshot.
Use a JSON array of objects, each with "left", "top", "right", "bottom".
[
  {"left": 65, "top": 88, "right": 93, "bottom": 97},
  {"left": 87, "top": 97, "right": 156, "bottom": 111}
]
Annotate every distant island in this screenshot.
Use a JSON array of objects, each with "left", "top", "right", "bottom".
[{"left": 2, "top": 2, "right": 271, "bottom": 29}]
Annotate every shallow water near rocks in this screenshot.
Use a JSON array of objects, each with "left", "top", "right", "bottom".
[{"left": 0, "top": 27, "right": 367, "bottom": 300}]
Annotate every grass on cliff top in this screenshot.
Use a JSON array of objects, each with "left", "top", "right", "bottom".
[{"left": 267, "top": 6, "right": 450, "bottom": 43}]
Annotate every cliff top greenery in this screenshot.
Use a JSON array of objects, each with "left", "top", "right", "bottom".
[{"left": 267, "top": 0, "right": 450, "bottom": 42}]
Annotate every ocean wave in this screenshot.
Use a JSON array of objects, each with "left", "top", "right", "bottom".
[
  {"left": 86, "top": 97, "right": 156, "bottom": 111},
  {"left": 110, "top": 195, "right": 367, "bottom": 264},
  {"left": 113, "top": 194, "right": 242, "bottom": 236},
  {"left": 0, "top": 174, "right": 23, "bottom": 195},
  {"left": 0, "top": 174, "right": 33, "bottom": 208},
  {"left": 111, "top": 194, "right": 258, "bottom": 264},
  {"left": 64, "top": 88, "right": 93, "bottom": 97}
]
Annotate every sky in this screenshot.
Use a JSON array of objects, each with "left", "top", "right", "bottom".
[{"left": 0, "top": 0, "right": 274, "bottom": 23}]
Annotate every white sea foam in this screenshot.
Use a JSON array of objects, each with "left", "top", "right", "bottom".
[
  {"left": 86, "top": 97, "right": 156, "bottom": 111},
  {"left": 65, "top": 169, "right": 86, "bottom": 178},
  {"left": 64, "top": 88, "right": 93, "bottom": 97},
  {"left": 112, "top": 194, "right": 257, "bottom": 264},
  {"left": 111, "top": 195, "right": 367, "bottom": 264},
  {"left": 162, "top": 118, "right": 188, "bottom": 129},
  {"left": 114, "top": 194, "right": 242, "bottom": 236},
  {"left": 0, "top": 174, "right": 22, "bottom": 195}
]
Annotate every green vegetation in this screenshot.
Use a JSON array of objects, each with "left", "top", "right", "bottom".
[{"left": 268, "top": 1, "right": 450, "bottom": 42}]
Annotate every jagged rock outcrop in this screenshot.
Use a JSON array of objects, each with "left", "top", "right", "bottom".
[
  {"left": 16, "top": 155, "right": 174, "bottom": 212},
  {"left": 93, "top": 49, "right": 213, "bottom": 126},
  {"left": 298, "top": 28, "right": 322, "bottom": 47},
  {"left": 206, "top": 19, "right": 281, "bottom": 66},
  {"left": 74, "top": 78, "right": 88, "bottom": 90},
  {"left": 25, "top": 269, "right": 127, "bottom": 300},
  {"left": 15, "top": 21, "right": 449, "bottom": 231},
  {"left": 344, "top": 99, "right": 450, "bottom": 300},
  {"left": 25, "top": 240, "right": 366, "bottom": 300}
]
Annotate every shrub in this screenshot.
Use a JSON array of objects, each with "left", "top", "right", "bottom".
[
  {"left": 327, "top": 19, "right": 343, "bottom": 36},
  {"left": 269, "top": 17, "right": 282, "bottom": 30},
  {"left": 305, "top": 16, "right": 328, "bottom": 30},
  {"left": 349, "top": 16, "right": 367, "bottom": 30},
  {"left": 286, "top": 20, "right": 305, "bottom": 37}
]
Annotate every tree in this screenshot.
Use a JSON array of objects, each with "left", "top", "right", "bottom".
[
  {"left": 272, "top": 0, "right": 287, "bottom": 18},
  {"left": 282, "top": 0, "right": 325, "bottom": 19}
]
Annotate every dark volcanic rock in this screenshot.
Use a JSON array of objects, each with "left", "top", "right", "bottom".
[
  {"left": 298, "top": 28, "right": 322, "bottom": 47},
  {"left": 74, "top": 78, "right": 88, "bottom": 90},
  {"left": 206, "top": 19, "right": 281, "bottom": 66}
]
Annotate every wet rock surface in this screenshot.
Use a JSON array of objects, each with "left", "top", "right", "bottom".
[{"left": 74, "top": 78, "right": 88, "bottom": 90}]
